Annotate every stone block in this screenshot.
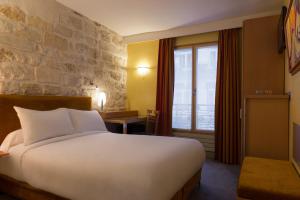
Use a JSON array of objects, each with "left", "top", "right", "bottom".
[
  {"left": 0, "top": 33, "right": 37, "bottom": 52},
  {"left": 0, "top": 5, "right": 25, "bottom": 23},
  {"left": 87, "top": 48, "right": 97, "bottom": 59},
  {"left": 0, "top": 63, "right": 34, "bottom": 81},
  {"left": 60, "top": 53, "right": 82, "bottom": 64},
  {"left": 112, "top": 35, "right": 124, "bottom": 46},
  {"left": 64, "top": 63, "right": 79, "bottom": 73},
  {"left": 60, "top": 14, "right": 82, "bottom": 30},
  {"left": 100, "top": 29, "right": 111, "bottom": 42},
  {"left": 82, "top": 76, "right": 93, "bottom": 86},
  {"left": 102, "top": 51, "right": 113, "bottom": 63},
  {"left": 100, "top": 40, "right": 117, "bottom": 53},
  {"left": 114, "top": 56, "right": 127, "bottom": 67},
  {"left": 83, "top": 20, "right": 97, "bottom": 38},
  {"left": 64, "top": 74, "right": 81, "bottom": 87},
  {"left": 0, "top": 50, "right": 40, "bottom": 66},
  {"left": 16, "top": 27, "right": 42, "bottom": 43},
  {"left": 109, "top": 71, "right": 121, "bottom": 81},
  {"left": 61, "top": 87, "right": 78, "bottom": 96},
  {"left": 0, "top": 81, "right": 20, "bottom": 94},
  {"left": 54, "top": 24, "right": 73, "bottom": 38},
  {"left": 44, "top": 32, "right": 68, "bottom": 51},
  {"left": 0, "top": 48, "right": 16, "bottom": 62},
  {"left": 87, "top": 58, "right": 96, "bottom": 65},
  {"left": 43, "top": 85, "right": 61, "bottom": 95},
  {"left": 36, "top": 68, "right": 62, "bottom": 84},
  {"left": 94, "top": 68, "right": 103, "bottom": 78},
  {"left": 21, "top": 83, "right": 43, "bottom": 95},
  {"left": 73, "top": 31, "right": 84, "bottom": 41},
  {"left": 75, "top": 43, "right": 88, "bottom": 54},
  {"left": 0, "top": 16, "right": 24, "bottom": 32},
  {"left": 27, "top": 16, "right": 49, "bottom": 31},
  {"left": 85, "top": 36, "right": 97, "bottom": 48},
  {"left": 75, "top": 43, "right": 96, "bottom": 59}
]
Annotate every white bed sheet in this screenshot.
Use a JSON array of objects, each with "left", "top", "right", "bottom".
[
  {"left": 0, "top": 131, "right": 205, "bottom": 200},
  {"left": 0, "top": 143, "right": 25, "bottom": 180}
]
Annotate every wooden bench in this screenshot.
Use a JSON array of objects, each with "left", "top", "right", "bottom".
[{"left": 237, "top": 157, "right": 300, "bottom": 200}]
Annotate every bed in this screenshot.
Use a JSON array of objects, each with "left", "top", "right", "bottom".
[{"left": 0, "top": 95, "right": 205, "bottom": 200}]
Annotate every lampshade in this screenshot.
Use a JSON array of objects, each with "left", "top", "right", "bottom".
[
  {"left": 97, "top": 91, "right": 106, "bottom": 107},
  {"left": 137, "top": 63, "right": 150, "bottom": 76},
  {"left": 137, "top": 67, "right": 150, "bottom": 76}
]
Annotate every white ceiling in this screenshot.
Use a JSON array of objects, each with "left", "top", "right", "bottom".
[{"left": 56, "top": 0, "right": 283, "bottom": 36}]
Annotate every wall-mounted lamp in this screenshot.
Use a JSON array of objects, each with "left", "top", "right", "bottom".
[
  {"left": 137, "top": 64, "right": 151, "bottom": 76},
  {"left": 95, "top": 87, "right": 106, "bottom": 111},
  {"left": 97, "top": 91, "right": 106, "bottom": 111}
]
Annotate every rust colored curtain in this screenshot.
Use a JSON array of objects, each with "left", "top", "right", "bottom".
[
  {"left": 156, "top": 38, "right": 175, "bottom": 136},
  {"left": 215, "top": 29, "right": 241, "bottom": 164}
]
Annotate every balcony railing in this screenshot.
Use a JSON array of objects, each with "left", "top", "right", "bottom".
[{"left": 172, "top": 104, "right": 215, "bottom": 131}]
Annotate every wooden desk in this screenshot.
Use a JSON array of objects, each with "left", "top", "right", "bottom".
[
  {"left": 104, "top": 116, "right": 146, "bottom": 134},
  {"left": 0, "top": 151, "right": 9, "bottom": 157}
]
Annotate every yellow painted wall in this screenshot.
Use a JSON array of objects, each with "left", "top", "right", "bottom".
[
  {"left": 127, "top": 40, "right": 159, "bottom": 116},
  {"left": 284, "top": 0, "right": 300, "bottom": 160},
  {"left": 175, "top": 32, "right": 218, "bottom": 46},
  {"left": 126, "top": 32, "right": 218, "bottom": 116}
]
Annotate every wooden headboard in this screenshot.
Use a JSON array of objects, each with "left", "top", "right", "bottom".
[{"left": 0, "top": 95, "right": 92, "bottom": 143}]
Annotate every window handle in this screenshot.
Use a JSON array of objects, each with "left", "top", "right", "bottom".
[{"left": 193, "top": 89, "right": 197, "bottom": 96}]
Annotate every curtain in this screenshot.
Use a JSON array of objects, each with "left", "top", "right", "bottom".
[
  {"left": 156, "top": 38, "right": 175, "bottom": 136},
  {"left": 215, "top": 29, "right": 241, "bottom": 164}
]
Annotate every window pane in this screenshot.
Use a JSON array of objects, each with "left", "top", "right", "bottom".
[
  {"left": 196, "top": 45, "right": 218, "bottom": 131},
  {"left": 172, "top": 48, "right": 192, "bottom": 129}
]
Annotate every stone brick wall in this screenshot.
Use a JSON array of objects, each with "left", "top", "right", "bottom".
[{"left": 0, "top": 0, "right": 127, "bottom": 111}]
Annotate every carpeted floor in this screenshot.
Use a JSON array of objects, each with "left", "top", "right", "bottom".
[
  {"left": 189, "top": 160, "right": 240, "bottom": 200},
  {"left": 0, "top": 159, "right": 240, "bottom": 200}
]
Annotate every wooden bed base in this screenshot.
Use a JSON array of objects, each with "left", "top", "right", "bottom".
[
  {"left": 0, "top": 174, "right": 67, "bottom": 200},
  {"left": 171, "top": 170, "right": 202, "bottom": 200},
  {"left": 0, "top": 169, "right": 201, "bottom": 200}
]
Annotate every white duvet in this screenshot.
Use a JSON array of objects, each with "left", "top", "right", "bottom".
[{"left": 0, "top": 132, "right": 205, "bottom": 200}]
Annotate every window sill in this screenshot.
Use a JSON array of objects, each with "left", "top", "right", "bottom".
[{"left": 173, "top": 129, "right": 215, "bottom": 136}]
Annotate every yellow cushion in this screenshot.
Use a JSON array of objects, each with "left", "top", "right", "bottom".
[{"left": 238, "top": 157, "right": 300, "bottom": 200}]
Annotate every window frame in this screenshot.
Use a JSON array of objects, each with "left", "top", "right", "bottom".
[{"left": 172, "top": 42, "right": 218, "bottom": 135}]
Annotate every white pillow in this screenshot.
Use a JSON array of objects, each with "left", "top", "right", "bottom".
[
  {"left": 14, "top": 107, "right": 75, "bottom": 145},
  {"left": 68, "top": 109, "right": 107, "bottom": 132},
  {"left": 0, "top": 129, "right": 23, "bottom": 152}
]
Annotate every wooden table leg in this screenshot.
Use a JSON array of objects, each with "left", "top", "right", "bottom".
[{"left": 123, "top": 123, "right": 127, "bottom": 134}]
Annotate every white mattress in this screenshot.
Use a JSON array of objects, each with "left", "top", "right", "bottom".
[{"left": 0, "top": 132, "right": 205, "bottom": 200}]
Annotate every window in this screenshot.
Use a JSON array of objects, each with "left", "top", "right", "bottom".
[
  {"left": 172, "top": 44, "right": 218, "bottom": 132},
  {"left": 173, "top": 48, "right": 193, "bottom": 129}
]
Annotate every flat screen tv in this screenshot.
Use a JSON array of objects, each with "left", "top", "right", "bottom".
[
  {"left": 292, "top": 123, "right": 300, "bottom": 175},
  {"left": 278, "top": 6, "right": 287, "bottom": 54}
]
